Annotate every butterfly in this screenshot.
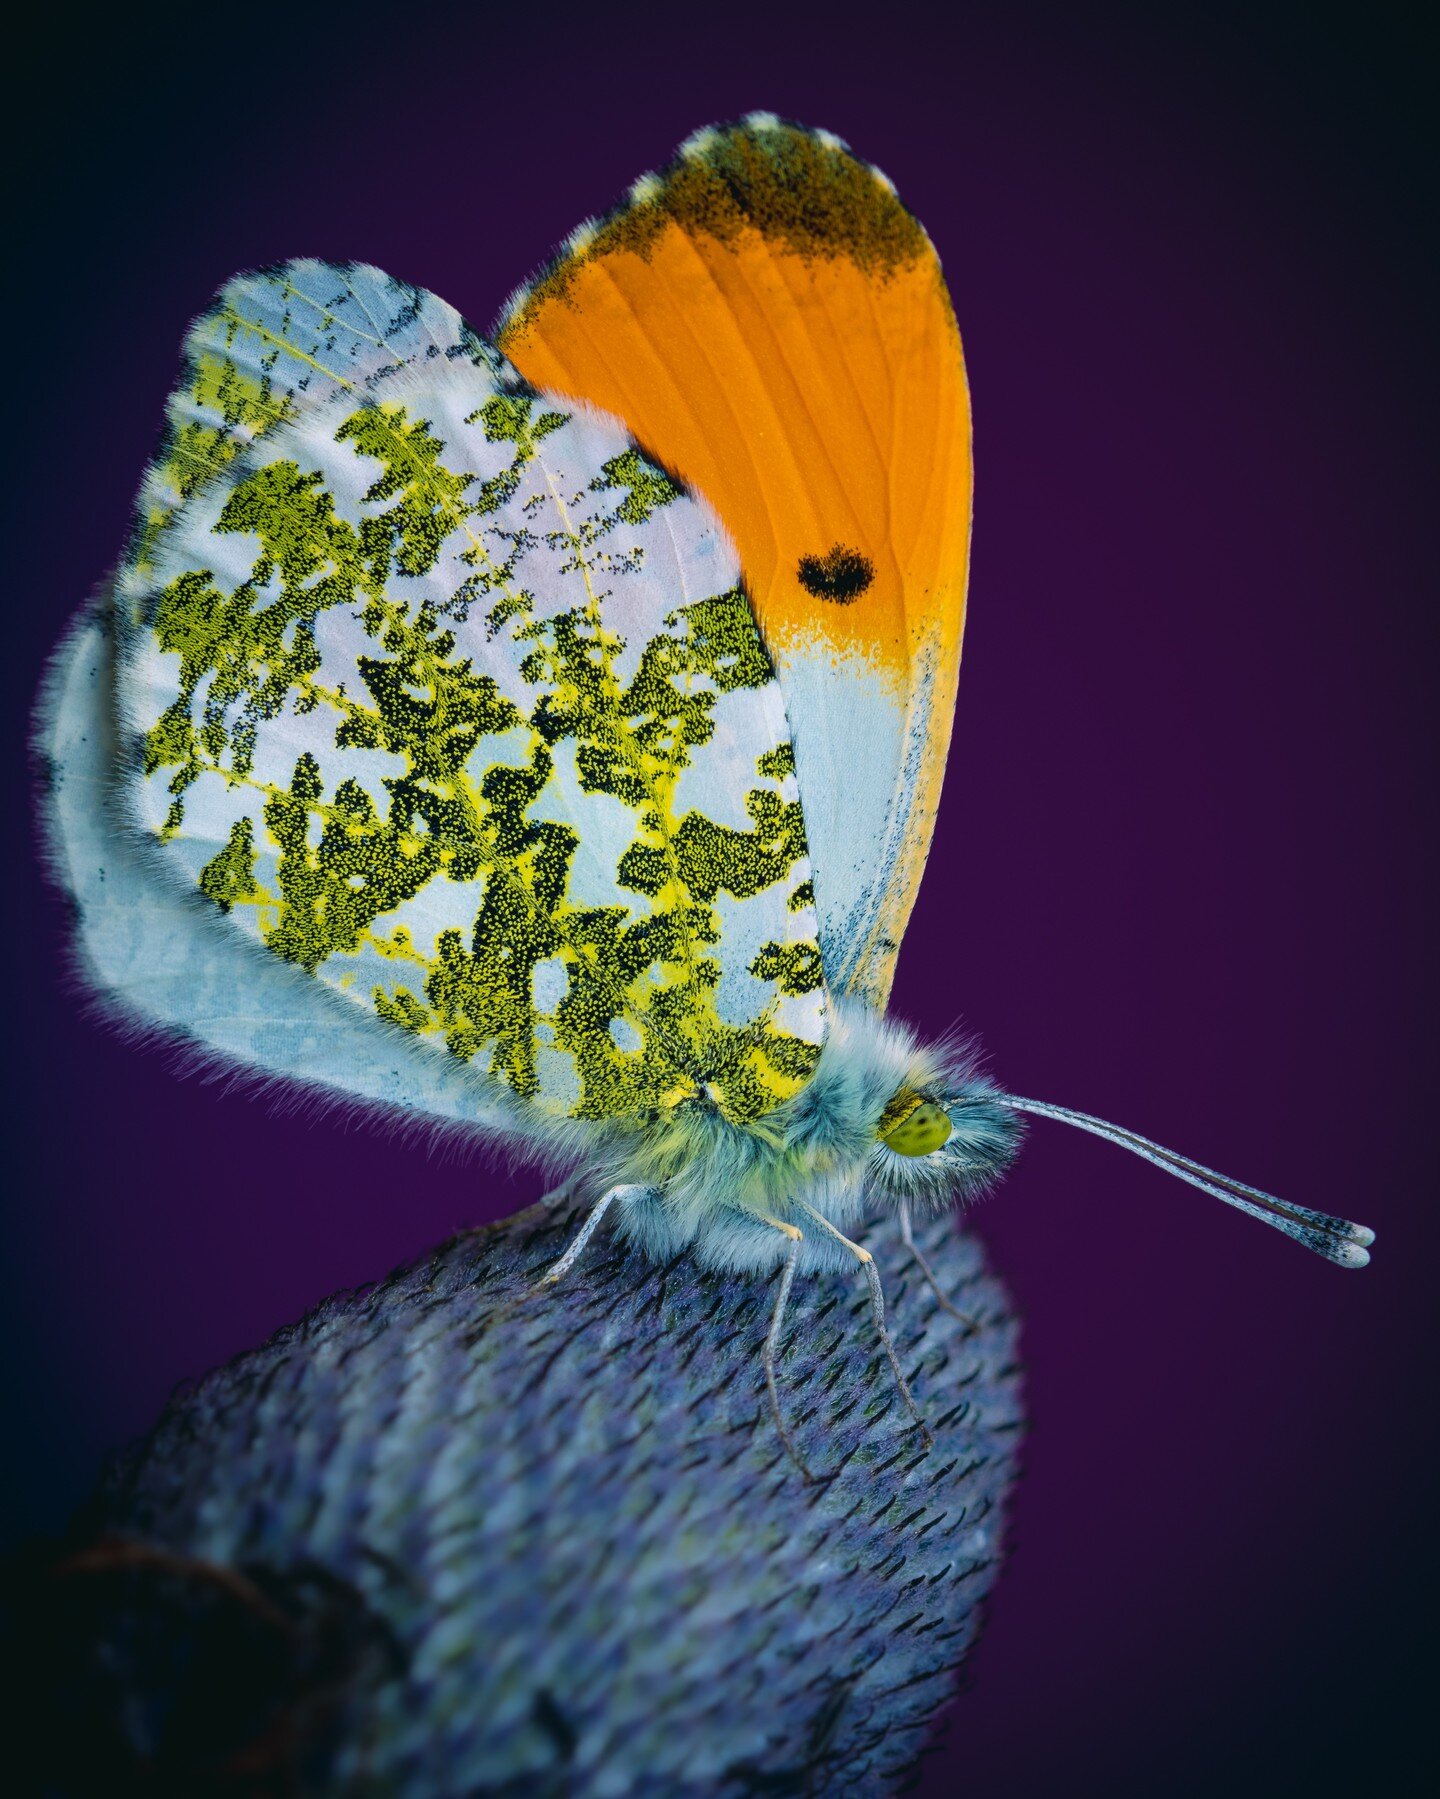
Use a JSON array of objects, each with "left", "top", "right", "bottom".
[{"left": 37, "top": 114, "right": 1373, "bottom": 1476}]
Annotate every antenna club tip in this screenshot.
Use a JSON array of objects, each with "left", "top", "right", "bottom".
[
  {"left": 1348, "top": 1223, "right": 1376, "bottom": 1248},
  {"left": 1334, "top": 1241, "right": 1371, "bottom": 1270}
]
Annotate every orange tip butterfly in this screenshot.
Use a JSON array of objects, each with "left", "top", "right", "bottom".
[{"left": 37, "top": 114, "right": 1372, "bottom": 1475}]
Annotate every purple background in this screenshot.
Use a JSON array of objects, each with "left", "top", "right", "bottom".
[{"left": 7, "top": 5, "right": 1435, "bottom": 1793}]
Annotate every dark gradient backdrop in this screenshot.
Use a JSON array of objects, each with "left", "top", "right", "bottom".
[{"left": 5, "top": 5, "right": 1435, "bottom": 1794}]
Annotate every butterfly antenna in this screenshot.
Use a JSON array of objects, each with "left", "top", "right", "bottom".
[{"left": 999, "top": 1096, "right": 1375, "bottom": 1268}]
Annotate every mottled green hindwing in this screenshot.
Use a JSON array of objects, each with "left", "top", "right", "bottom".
[
  {"left": 116, "top": 260, "right": 491, "bottom": 612},
  {"left": 118, "top": 335, "right": 826, "bottom": 1126}
]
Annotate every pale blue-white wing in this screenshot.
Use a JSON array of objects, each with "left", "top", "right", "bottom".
[
  {"left": 114, "top": 348, "right": 825, "bottom": 1128},
  {"left": 38, "top": 595, "right": 509, "bottom": 1136}
]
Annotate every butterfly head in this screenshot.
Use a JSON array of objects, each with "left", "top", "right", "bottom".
[
  {"left": 868, "top": 1077, "right": 1023, "bottom": 1213},
  {"left": 761, "top": 1001, "right": 1023, "bottom": 1220}
]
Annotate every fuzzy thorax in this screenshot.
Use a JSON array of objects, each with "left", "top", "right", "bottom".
[{"left": 589, "top": 1001, "right": 1022, "bottom": 1274}]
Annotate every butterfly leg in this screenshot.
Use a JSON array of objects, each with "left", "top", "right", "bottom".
[
  {"left": 755, "top": 1215, "right": 816, "bottom": 1483},
  {"left": 795, "top": 1201, "right": 934, "bottom": 1453},
  {"left": 537, "top": 1184, "right": 656, "bottom": 1289},
  {"left": 897, "top": 1199, "right": 980, "bottom": 1336}
]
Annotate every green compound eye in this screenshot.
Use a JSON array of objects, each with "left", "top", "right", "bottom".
[{"left": 879, "top": 1098, "right": 953, "bottom": 1158}]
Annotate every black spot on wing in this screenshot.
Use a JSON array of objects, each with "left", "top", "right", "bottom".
[{"left": 796, "top": 544, "right": 875, "bottom": 603}]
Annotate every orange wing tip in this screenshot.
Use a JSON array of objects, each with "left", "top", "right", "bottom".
[
  {"left": 496, "top": 115, "right": 936, "bottom": 349},
  {"left": 739, "top": 112, "right": 898, "bottom": 199},
  {"left": 494, "top": 215, "right": 607, "bottom": 340}
]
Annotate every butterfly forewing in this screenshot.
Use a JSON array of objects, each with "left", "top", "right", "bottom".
[
  {"left": 496, "top": 116, "right": 972, "bottom": 1008},
  {"left": 116, "top": 346, "right": 826, "bottom": 1126}
]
